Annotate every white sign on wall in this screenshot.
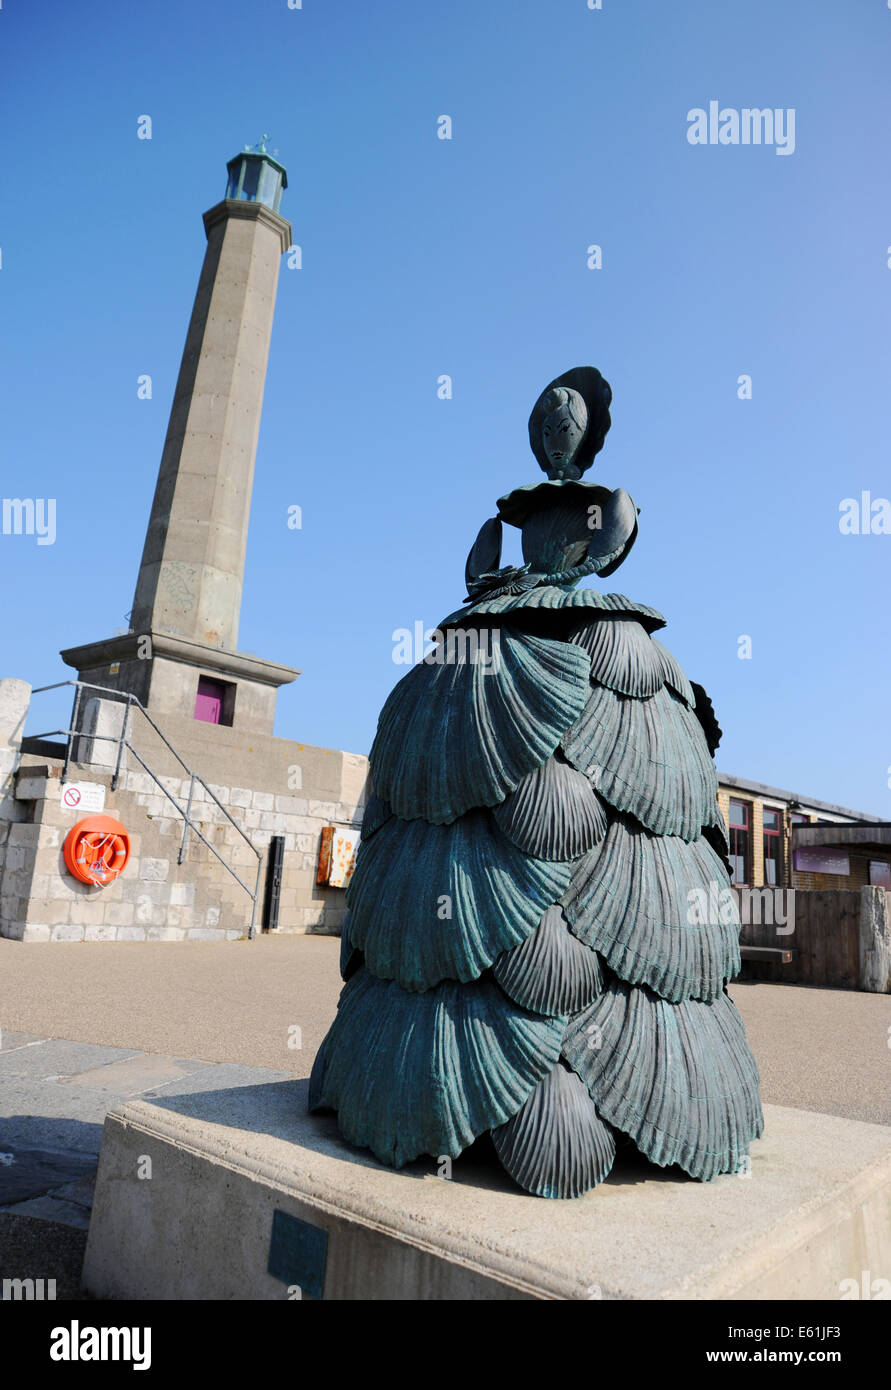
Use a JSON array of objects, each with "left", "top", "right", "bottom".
[{"left": 60, "top": 781, "right": 107, "bottom": 814}]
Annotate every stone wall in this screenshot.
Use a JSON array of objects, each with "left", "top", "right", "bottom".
[{"left": 0, "top": 683, "right": 369, "bottom": 944}]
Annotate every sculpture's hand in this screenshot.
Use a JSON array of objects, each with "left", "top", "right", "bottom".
[{"left": 465, "top": 563, "right": 533, "bottom": 601}]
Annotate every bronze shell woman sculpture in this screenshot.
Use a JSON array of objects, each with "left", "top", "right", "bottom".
[{"left": 310, "top": 366, "right": 763, "bottom": 1198}]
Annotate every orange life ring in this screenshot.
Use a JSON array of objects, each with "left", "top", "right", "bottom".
[{"left": 63, "top": 815, "right": 131, "bottom": 886}]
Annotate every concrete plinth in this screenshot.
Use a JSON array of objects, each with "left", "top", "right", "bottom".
[{"left": 82, "top": 1081, "right": 891, "bottom": 1301}]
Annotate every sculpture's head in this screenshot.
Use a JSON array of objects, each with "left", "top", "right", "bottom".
[
  {"left": 528, "top": 366, "right": 612, "bottom": 480},
  {"left": 540, "top": 387, "right": 587, "bottom": 479}
]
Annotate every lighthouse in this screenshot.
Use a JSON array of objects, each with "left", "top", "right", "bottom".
[{"left": 61, "top": 141, "right": 299, "bottom": 735}]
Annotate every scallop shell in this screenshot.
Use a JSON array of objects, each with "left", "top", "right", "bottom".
[
  {"left": 493, "top": 754, "right": 608, "bottom": 861},
  {"left": 494, "top": 905, "right": 603, "bottom": 1016},
  {"left": 570, "top": 616, "right": 664, "bottom": 697},
  {"left": 562, "top": 818, "right": 741, "bottom": 1002},
  {"left": 313, "top": 968, "right": 565, "bottom": 1167},
  {"left": 345, "top": 810, "right": 573, "bottom": 993},
  {"left": 492, "top": 1061, "right": 616, "bottom": 1199},
  {"left": 561, "top": 683, "right": 718, "bottom": 841},
  {"left": 563, "top": 981, "right": 763, "bottom": 1182},
  {"left": 370, "top": 628, "right": 590, "bottom": 825}
]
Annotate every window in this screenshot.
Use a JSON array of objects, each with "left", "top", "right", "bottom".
[
  {"left": 729, "top": 799, "right": 751, "bottom": 884},
  {"left": 194, "top": 676, "right": 235, "bottom": 726},
  {"left": 791, "top": 812, "right": 809, "bottom": 824},
  {"left": 763, "top": 807, "right": 783, "bottom": 886},
  {"left": 869, "top": 860, "right": 891, "bottom": 888}
]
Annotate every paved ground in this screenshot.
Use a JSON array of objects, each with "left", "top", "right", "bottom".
[
  {"left": 0, "top": 1030, "right": 293, "bottom": 1299},
  {"left": 0, "top": 935, "right": 889, "bottom": 1124},
  {"left": 0, "top": 935, "right": 888, "bottom": 1298}
]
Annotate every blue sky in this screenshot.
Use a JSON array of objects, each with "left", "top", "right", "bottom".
[{"left": 1, "top": 0, "right": 889, "bottom": 815}]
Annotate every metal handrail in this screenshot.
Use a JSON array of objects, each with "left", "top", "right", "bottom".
[{"left": 28, "top": 680, "right": 263, "bottom": 938}]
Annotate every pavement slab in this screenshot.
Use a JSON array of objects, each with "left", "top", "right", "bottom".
[
  {"left": 0, "top": 1032, "right": 47, "bottom": 1052},
  {"left": 61, "top": 1054, "right": 216, "bottom": 1096},
  {"left": 0, "top": 1145, "right": 97, "bottom": 1206},
  {"left": 0, "top": 1039, "right": 142, "bottom": 1082}
]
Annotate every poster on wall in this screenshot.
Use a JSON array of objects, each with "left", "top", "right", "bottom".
[
  {"left": 793, "top": 847, "right": 850, "bottom": 876},
  {"left": 317, "top": 826, "right": 360, "bottom": 889}
]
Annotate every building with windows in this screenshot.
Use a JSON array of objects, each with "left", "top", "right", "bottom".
[{"left": 717, "top": 773, "right": 891, "bottom": 893}]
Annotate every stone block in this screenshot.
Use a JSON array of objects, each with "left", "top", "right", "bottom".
[
  {"left": 170, "top": 882, "right": 196, "bottom": 906},
  {"left": 38, "top": 900, "right": 71, "bottom": 926},
  {"left": 104, "top": 902, "right": 136, "bottom": 927},
  {"left": 8, "top": 822, "right": 40, "bottom": 846},
  {"left": 139, "top": 858, "right": 170, "bottom": 882},
  {"left": 125, "top": 772, "right": 155, "bottom": 795},
  {"left": 253, "top": 791, "right": 274, "bottom": 812},
  {"left": 21, "top": 923, "right": 49, "bottom": 942},
  {"left": 15, "top": 774, "right": 48, "bottom": 801},
  {"left": 124, "top": 881, "right": 168, "bottom": 907},
  {"left": 34, "top": 848, "right": 65, "bottom": 877},
  {"left": 2, "top": 846, "right": 26, "bottom": 873},
  {"left": 0, "top": 893, "right": 22, "bottom": 920},
  {"left": 230, "top": 788, "right": 253, "bottom": 809},
  {"left": 0, "top": 678, "right": 31, "bottom": 747},
  {"left": 81, "top": 1098, "right": 891, "bottom": 1303},
  {"left": 186, "top": 928, "right": 226, "bottom": 940},
  {"left": 3, "top": 867, "right": 36, "bottom": 898},
  {"left": 49, "top": 874, "right": 92, "bottom": 902},
  {"left": 275, "top": 796, "right": 307, "bottom": 816},
  {"left": 78, "top": 698, "right": 127, "bottom": 771},
  {"left": 259, "top": 812, "right": 287, "bottom": 834},
  {"left": 63, "top": 896, "right": 107, "bottom": 927},
  {"left": 205, "top": 907, "right": 221, "bottom": 926},
  {"left": 117, "top": 927, "right": 148, "bottom": 941},
  {"left": 51, "top": 924, "right": 86, "bottom": 942},
  {"left": 147, "top": 926, "right": 186, "bottom": 941},
  {"left": 85, "top": 925, "right": 119, "bottom": 943}
]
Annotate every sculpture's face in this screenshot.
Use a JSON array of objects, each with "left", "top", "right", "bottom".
[{"left": 541, "top": 390, "right": 587, "bottom": 478}]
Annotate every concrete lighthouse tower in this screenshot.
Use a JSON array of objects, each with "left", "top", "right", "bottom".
[{"left": 62, "top": 141, "right": 299, "bottom": 735}]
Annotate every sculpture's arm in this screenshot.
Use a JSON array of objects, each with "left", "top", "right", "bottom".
[
  {"left": 689, "top": 681, "right": 723, "bottom": 755},
  {"left": 586, "top": 487, "right": 639, "bottom": 577},
  {"left": 464, "top": 517, "right": 503, "bottom": 592}
]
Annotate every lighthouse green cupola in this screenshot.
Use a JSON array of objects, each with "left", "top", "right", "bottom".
[{"left": 225, "top": 136, "right": 287, "bottom": 214}]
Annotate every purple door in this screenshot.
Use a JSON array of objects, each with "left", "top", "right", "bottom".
[{"left": 195, "top": 677, "right": 225, "bottom": 724}]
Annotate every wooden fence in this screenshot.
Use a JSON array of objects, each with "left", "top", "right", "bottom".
[{"left": 737, "top": 886, "right": 889, "bottom": 991}]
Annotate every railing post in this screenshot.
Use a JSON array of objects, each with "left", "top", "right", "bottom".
[
  {"left": 111, "top": 696, "right": 131, "bottom": 792},
  {"left": 248, "top": 852, "right": 263, "bottom": 940},
  {"left": 62, "top": 684, "right": 83, "bottom": 785},
  {"left": 178, "top": 773, "right": 195, "bottom": 865}
]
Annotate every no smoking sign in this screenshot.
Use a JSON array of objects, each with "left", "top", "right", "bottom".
[{"left": 61, "top": 781, "right": 107, "bottom": 814}]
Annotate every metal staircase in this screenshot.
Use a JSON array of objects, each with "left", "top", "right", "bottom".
[{"left": 27, "top": 681, "right": 263, "bottom": 937}]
